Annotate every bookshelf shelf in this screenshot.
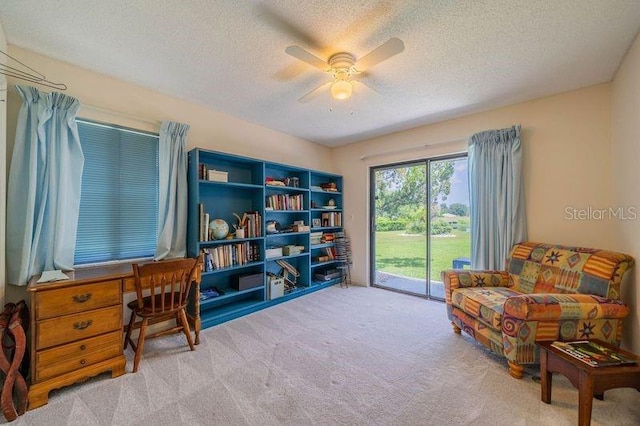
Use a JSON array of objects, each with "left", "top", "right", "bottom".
[
  {"left": 265, "top": 185, "right": 309, "bottom": 192},
  {"left": 200, "top": 286, "right": 264, "bottom": 307},
  {"left": 265, "top": 231, "right": 310, "bottom": 238},
  {"left": 265, "top": 209, "right": 308, "bottom": 213},
  {"left": 199, "top": 180, "right": 263, "bottom": 190},
  {"left": 310, "top": 260, "right": 342, "bottom": 268},
  {"left": 265, "top": 252, "right": 310, "bottom": 262},
  {"left": 201, "top": 261, "right": 264, "bottom": 275},
  {"left": 188, "top": 148, "right": 344, "bottom": 329},
  {"left": 310, "top": 189, "right": 342, "bottom": 195},
  {"left": 311, "top": 226, "right": 342, "bottom": 231},
  {"left": 311, "top": 277, "right": 343, "bottom": 286},
  {"left": 199, "top": 236, "right": 264, "bottom": 247},
  {"left": 311, "top": 243, "right": 335, "bottom": 249}
]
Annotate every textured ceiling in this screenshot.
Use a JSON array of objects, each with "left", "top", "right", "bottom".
[{"left": 1, "top": 1, "right": 639, "bottom": 147}]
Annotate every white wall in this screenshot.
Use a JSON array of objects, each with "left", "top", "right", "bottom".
[
  {"left": 611, "top": 31, "right": 640, "bottom": 353},
  {"left": 332, "top": 84, "right": 616, "bottom": 289},
  {"left": 0, "top": 21, "right": 7, "bottom": 306}
]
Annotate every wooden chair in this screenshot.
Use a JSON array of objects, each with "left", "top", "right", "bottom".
[{"left": 124, "top": 257, "right": 200, "bottom": 373}]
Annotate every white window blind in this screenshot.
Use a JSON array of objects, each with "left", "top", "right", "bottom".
[{"left": 75, "top": 120, "right": 159, "bottom": 265}]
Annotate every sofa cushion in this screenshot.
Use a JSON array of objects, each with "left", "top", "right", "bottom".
[
  {"left": 506, "top": 242, "right": 635, "bottom": 298},
  {"left": 503, "top": 293, "right": 630, "bottom": 321},
  {"left": 451, "top": 287, "right": 522, "bottom": 330}
]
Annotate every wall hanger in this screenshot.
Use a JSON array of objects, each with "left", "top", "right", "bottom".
[{"left": 0, "top": 49, "right": 67, "bottom": 91}]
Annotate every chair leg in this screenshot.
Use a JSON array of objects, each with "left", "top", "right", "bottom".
[
  {"left": 452, "top": 322, "right": 462, "bottom": 334},
  {"left": 179, "top": 309, "right": 195, "bottom": 351},
  {"left": 133, "top": 318, "right": 149, "bottom": 373},
  {"left": 124, "top": 310, "right": 136, "bottom": 350}
]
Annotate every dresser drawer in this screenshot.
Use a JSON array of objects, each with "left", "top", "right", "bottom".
[
  {"left": 35, "top": 331, "right": 122, "bottom": 382},
  {"left": 36, "top": 305, "right": 121, "bottom": 350},
  {"left": 36, "top": 280, "right": 121, "bottom": 320}
]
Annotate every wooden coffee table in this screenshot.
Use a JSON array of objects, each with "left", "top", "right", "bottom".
[{"left": 537, "top": 340, "right": 640, "bottom": 426}]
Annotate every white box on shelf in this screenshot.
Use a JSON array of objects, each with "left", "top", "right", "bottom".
[
  {"left": 269, "top": 277, "right": 285, "bottom": 300},
  {"left": 265, "top": 247, "right": 283, "bottom": 258},
  {"left": 207, "top": 169, "right": 228, "bottom": 182}
]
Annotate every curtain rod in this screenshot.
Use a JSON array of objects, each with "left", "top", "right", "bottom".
[
  {"left": 359, "top": 137, "right": 467, "bottom": 161},
  {"left": 79, "top": 104, "right": 161, "bottom": 127},
  {"left": 2, "top": 84, "right": 162, "bottom": 127}
]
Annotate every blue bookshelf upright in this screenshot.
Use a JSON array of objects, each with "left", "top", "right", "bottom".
[{"left": 187, "top": 148, "right": 344, "bottom": 329}]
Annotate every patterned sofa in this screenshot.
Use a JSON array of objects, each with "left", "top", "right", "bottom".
[{"left": 443, "top": 241, "right": 634, "bottom": 378}]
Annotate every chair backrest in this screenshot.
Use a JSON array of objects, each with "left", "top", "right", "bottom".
[
  {"left": 506, "top": 241, "right": 635, "bottom": 299},
  {"left": 132, "top": 257, "right": 199, "bottom": 314}
]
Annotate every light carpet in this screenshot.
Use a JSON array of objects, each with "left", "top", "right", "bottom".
[{"left": 12, "top": 286, "right": 640, "bottom": 425}]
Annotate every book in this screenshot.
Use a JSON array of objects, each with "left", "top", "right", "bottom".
[{"left": 551, "top": 341, "right": 637, "bottom": 367}]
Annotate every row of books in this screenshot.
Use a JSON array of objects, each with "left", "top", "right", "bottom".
[
  {"left": 237, "top": 211, "right": 262, "bottom": 238},
  {"left": 265, "top": 194, "right": 304, "bottom": 211},
  {"left": 201, "top": 242, "right": 260, "bottom": 272},
  {"left": 320, "top": 212, "right": 342, "bottom": 227},
  {"left": 322, "top": 246, "right": 337, "bottom": 260},
  {"left": 551, "top": 340, "right": 637, "bottom": 367}
]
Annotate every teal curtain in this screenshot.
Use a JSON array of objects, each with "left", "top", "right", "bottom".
[
  {"left": 155, "top": 121, "right": 189, "bottom": 259},
  {"left": 6, "top": 86, "right": 83, "bottom": 285},
  {"left": 469, "top": 125, "right": 527, "bottom": 270}
]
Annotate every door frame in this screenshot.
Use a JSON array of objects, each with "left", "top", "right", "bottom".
[{"left": 369, "top": 152, "right": 468, "bottom": 301}]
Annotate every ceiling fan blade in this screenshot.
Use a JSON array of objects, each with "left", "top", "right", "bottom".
[
  {"left": 355, "top": 38, "right": 405, "bottom": 71},
  {"left": 255, "top": 4, "right": 323, "bottom": 50},
  {"left": 285, "top": 46, "right": 330, "bottom": 71},
  {"left": 298, "top": 82, "right": 332, "bottom": 103},
  {"left": 353, "top": 79, "right": 382, "bottom": 95}
]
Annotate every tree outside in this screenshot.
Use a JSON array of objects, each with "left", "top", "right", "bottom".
[{"left": 373, "top": 158, "right": 471, "bottom": 293}]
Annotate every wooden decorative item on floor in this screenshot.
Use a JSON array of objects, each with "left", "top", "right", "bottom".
[
  {"left": 0, "top": 301, "right": 29, "bottom": 421},
  {"left": 124, "top": 257, "right": 201, "bottom": 373}
]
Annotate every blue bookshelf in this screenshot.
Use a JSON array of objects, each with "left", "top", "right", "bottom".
[{"left": 187, "top": 148, "right": 344, "bottom": 329}]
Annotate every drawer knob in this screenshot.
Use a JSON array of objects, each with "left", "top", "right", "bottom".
[
  {"left": 80, "top": 345, "right": 87, "bottom": 350},
  {"left": 72, "top": 293, "right": 92, "bottom": 303},
  {"left": 80, "top": 359, "right": 86, "bottom": 365},
  {"left": 73, "top": 320, "right": 93, "bottom": 330}
]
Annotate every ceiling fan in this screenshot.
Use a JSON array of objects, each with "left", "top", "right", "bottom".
[{"left": 285, "top": 37, "right": 405, "bottom": 103}]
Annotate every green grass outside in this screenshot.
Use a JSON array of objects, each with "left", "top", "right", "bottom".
[{"left": 375, "top": 229, "right": 470, "bottom": 282}]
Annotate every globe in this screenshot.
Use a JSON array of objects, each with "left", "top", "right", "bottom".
[{"left": 210, "top": 219, "right": 229, "bottom": 240}]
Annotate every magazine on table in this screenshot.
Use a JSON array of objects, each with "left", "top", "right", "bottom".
[{"left": 551, "top": 340, "right": 637, "bottom": 367}]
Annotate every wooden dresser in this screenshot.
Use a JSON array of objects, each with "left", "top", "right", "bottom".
[
  {"left": 27, "top": 267, "right": 129, "bottom": 409},
  {"left": 27, "top": 263, "right": 201, "bottom": 409}
]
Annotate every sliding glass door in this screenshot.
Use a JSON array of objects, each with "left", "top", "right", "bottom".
[{"left": 370, "top": 155, "right": 470, "bottom": 300}]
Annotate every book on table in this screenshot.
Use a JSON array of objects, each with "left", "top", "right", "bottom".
[{"left": 551, "top": 340, "right": 637, "bottom": 367}]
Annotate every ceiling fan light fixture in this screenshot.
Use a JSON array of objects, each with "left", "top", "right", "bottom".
[{"left": 331, "top": 80, "right": 352, "bottom": 100}]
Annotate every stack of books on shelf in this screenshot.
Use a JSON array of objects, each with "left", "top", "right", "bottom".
[
  {"left": 310, "top": 232, "right": 323, "bottom": 245},
  {"left": 321, "top": 212, "right": 342, "bottom": 227},
  {"left": 265, "top": 194, "right": 304, "bottom": 211},
  {"left": 551, "top": 341, "right": 637, "bottom": 367},
  {"left": 201, "top": 242, "right": 260, "bottom": 272}
]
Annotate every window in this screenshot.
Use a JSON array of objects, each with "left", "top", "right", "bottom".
[{"left": 74, "top": 120, "right": 159, "bottom": 265}]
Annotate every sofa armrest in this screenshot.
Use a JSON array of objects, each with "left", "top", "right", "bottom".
[
  {"left": 503, "top": 293, "right": 630, "bottom": 321},
  {"left": 442, "top": 270, "right": 510, "bottom": 304}
]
